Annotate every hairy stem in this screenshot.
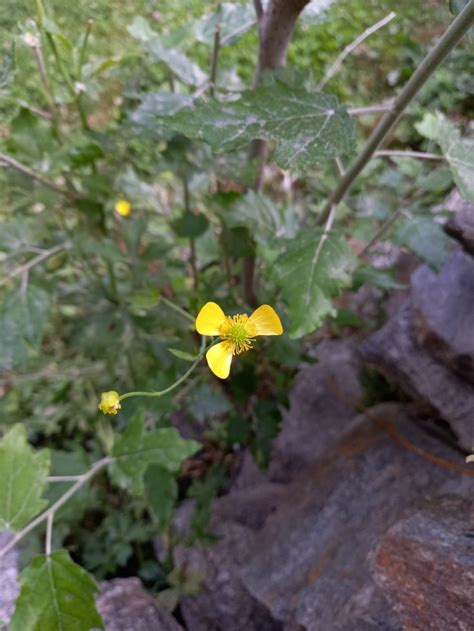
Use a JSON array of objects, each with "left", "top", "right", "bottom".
[
  {"left": 0, "top": 154, "right": 76, "bottom": 198},
  {"left": 318, "top": 1, "right": 474, "bottom": 225}
]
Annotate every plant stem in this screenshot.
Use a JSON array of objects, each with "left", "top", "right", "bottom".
[
  {"left": 318, "top": 0, "right": 474, "bottom": 225},
  {"left": 0, "top": 457, "right": 113, "bottom": 560},
  {"left": 45, "top": 512, "right": 53, "bottom": 555},
  {"left": 317, "top": 12, "right": 396, "bottom": 91},
  {"left": 0, "top": 243, "right": 68, "bottom": 288},
  {"left": 160, "top": 296, "right": 195, "bottom": 324},
  {"left": 373, "top": 150, "right": 443, "bottom": 160},
  {"left": 120, "top": 338, "right": 207, "bottom": 402},
  {"left": 209, "top": 25, "right": 221, "bottom": 98},
  {"left": 0, "top": 154, "right": 76, "bottom": 198}
]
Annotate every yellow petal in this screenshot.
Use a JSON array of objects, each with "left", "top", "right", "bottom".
[
  {"left": 206, "top": 342, "right": 233, "bottom": 379},
  {"left": 195, "top": 302, "right": 226, "bottom": 336},
  {"left": 248, "top": 304, "right": 283, "bottom": 336}
]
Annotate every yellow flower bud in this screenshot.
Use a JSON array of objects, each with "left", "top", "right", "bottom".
[
  {"left": 115, "top": 199, "right": 131, "bottom": 217},
  {"left": 98, "top": 391, "right": 121, "bottom": 415}
]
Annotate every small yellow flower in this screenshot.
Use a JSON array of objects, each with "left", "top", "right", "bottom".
[
  {"left": 115, "top": 199, "right": 131, "bottom": 217},
  {"left": 98, "top": 391, "right": 121, "bottom": 415},
  {"left": 195, "top": 302, "right": 283, "bottom": 379}
]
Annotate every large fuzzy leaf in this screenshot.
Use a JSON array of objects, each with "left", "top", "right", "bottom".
[
  {"left": 111, "top": 412, "right": 200, "bottom": 495},
  {"left": 10, "top": 550, "right": 103, "bottom": 631},
  {"left": 162, "top": 80, "right": 355, "bottom": 169},
  {"left": 0, "top": 425, "right": 50, "bottom": 531},
  {"left": 275, "top": 230, "right": 357, "bottom": 338}
]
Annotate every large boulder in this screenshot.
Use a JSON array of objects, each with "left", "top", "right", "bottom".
[
  {"left": 360, "top": 249, "right": 474, "bottom": 451},
  {"left": 372, "top": 496, "right": 474, "bottom": 630},
  {"left": 0, "top": 533, "right": 19, "bottom": 631},
  {"left": 268, "top": 339, "right": 364, "bottom": 482},
  {"left": 97, "top": 577, "right": 183, "bottom": 631},
  {"left": 412, "top": 250, "right": 474, "bottom": 383},
  {"left": 240, "top": 403, "right": 467, "bottom": 630}
]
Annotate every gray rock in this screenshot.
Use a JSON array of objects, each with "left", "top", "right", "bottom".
[
  {"left": 0, "top": 533, "right": 19, "bottom": 630},
  {"left": 269, "top": 339, "right": 364, "bottom": 481},
  {"left": 372, "top": 496, "right": 474, "bottom": 630},
  {"left": 240, "top": 403, "right": 467, "bottom": 630},
  {"left": 96, "top": 577, "right": 183, "bottom": 631},
  {"left": 175, "top": 522, "right": 281, "bottom": 631},
  {"left": 412, "top": 250, "right": 474, "bottom": 383},
  {"left": 360, "top": 302, "right": 474, "bottom": 451},
  {"left": 444, "top": 198, "right": 474, "bottom": 255}
]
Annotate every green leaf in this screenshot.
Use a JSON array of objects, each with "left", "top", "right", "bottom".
[
  {"left": 111, "top": 412, "right": 199, "bottom": 495},
  {"left": 416, "top": 113, "right": 474, "bottom": 203},
  {"left": 0, "top": 285, "right": 51, "bottom": 370},
  {"left": 352, "top": 263, "right": 406, "bottom": 291},
  {"left": 172, "top": 211, "right": 209, "bottom": 238},
  {"left": 10, "top": 550, "right": 103, "bottom": 631},
  {"left": 275, "top": 230, "right": 357, "bottom": 338},
  {"left": 148, "top": 42, "right": 207, "bottom": 86},
  {"left": 0, "top": 425, "right": 50, "bottom": 530},
  {"left": 168, "top": 348, "right": 199, "bottom": 361},
  {"left": 162, "top": 80, "right": 355, "bottom": 169},
  {"left": 144, "top": 465, "right": 178, "bottom": 526},
  {"left": 228, "top": 190, "right": 298, "bottom": 246},
  {"left": 394, "top": 216, "right": 453, "bottom": 271},
  {"left": 131, "top": 92, "right": 193, "bottom": 134},
  {"left": 0, "top": 45, "right": 14, "bottom": 90},
  {"left": 193, "top": 3, "right": 256, "bottom": 45},
  {"left": 184, "top": 382, "right": 232, "bottom": 423}
]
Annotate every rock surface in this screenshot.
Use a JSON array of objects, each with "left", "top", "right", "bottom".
[
  {"left": 444, "top": 198, "right": 474, "bottom": 255},
  {"left": 175, "top": 522, "right": 281, "bottom": 631},
  {"left": 361, "top": 250, "right": 474, "bottom": 451},
  {"left": 372, "top": 496, "right": 474, "bottom": 631},
  {"left": 0, "top": 533, "right": 19, "bottom": 630},
  {"left": 268, "top": 339, "right": 364, "bottom": 482},
  {"left": 241, "top": 403, "right": 468, "bottom": 631},
  {"left": 96, "top": 577, "right": 183, "bottom": 631},
  {"left": 412, "top": 250, "right": 474, "bottom": 383}
]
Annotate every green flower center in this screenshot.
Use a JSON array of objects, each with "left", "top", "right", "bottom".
[{"left": 219, "top": 314, "right": 256, "bottom": 355}]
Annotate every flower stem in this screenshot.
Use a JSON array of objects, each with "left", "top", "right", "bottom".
[{"left": 119, "top": 337, "right": 208, "bottom": 402}]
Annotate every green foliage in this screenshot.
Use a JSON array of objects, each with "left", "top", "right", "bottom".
[
  {"left": 111, "top": 412, "right": 200, "bottom": 495},
  {"left": 10, "top": 550, "right": 103, "bottom": 631},
  {"left": 0, "top": 0, "right": 469, "bottom": 623},
  {"left": 276, "top": 231, "right": 357, "bottom": 338},
  {"left": 394, "top": 216, "right": 453, "bottom": 271},
  {"left": 144, "top": 464, "right": 178, "bottom": 527},
  {"left": 0, "top": 425, "right": 50, "bottom": 530},
  {"left": 416, "top": 112, "right": 474, "bottom": 204},
  {"left": 0, "top": 285, "right": 51, "bottom": 370},
  {"left": 161, "top": 80, "right": 355, "bottom": 169}
]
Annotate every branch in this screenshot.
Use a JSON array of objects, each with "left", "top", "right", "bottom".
[
  {"left": 0, "top": 244, "right": 68, "bottom": 288},
  {"left": 373, "top": 150, "right": 443, "bottom": 160},
  {"left": 0, "top": 457, "right": 113, "bottom": 560},
  {"left": 348, "top": 105, "right": 394, "bottom": 116},
  {"left": 0, "top": 153, "right": 78, "bottom": 198},
  {"left": 253, "top": 0, "right": 264, "bottom": 23},
  {"left": 359, "top": 206, "right": 406, "bottom": 257},
  {"left": 318, "top": 0, "right": 474, "bottom": 226},
  {"left": 209, "top": 25, "right": 221, "bottom": 98},
  {"left": 317, "top": 12, "right": 397, "bottom": 91}
]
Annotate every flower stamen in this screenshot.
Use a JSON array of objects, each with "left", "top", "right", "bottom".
[{"left": 219, "top": 314, "right": 256, "bottom": 356}]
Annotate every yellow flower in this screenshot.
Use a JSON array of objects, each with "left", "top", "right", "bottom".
[
  {"left": 115, "top": 199, "right": 131, "bottom": 217},
  {"left": 98, "top": 391, "right": 121, "bottom": 415},
  {"left": 195, "top": 302, "right": 283, "bottom": 379}
]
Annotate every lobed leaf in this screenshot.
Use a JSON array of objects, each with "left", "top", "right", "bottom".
[
  {"left": 111, "top": 412, "right": 200, "bottom": 495},
  {"left": 0, "top": 425, "right": 50, "bottom": 531},
  {"left": 275, "top": 230, "right": 357, "bottom": 338},
  {"left": 9, "top": 550, "right": 103, "bottom": 631},
  {"left": 161, "top": 80, "right": 355, "bottom": 169}
]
